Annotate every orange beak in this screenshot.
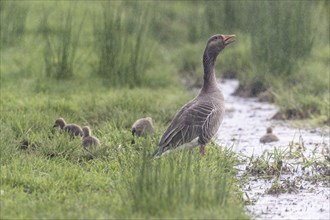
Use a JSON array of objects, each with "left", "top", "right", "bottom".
[{"left": 222, "top": 34, "right": 236, "bottom": 46}]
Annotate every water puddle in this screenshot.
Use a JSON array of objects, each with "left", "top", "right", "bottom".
[{"left": 216, "top": 79, "right": 330, "bottom": 220}]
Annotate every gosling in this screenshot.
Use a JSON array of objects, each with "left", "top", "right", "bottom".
[
  {"left": 53, "top": 118, "right": 83, "bottom": 137},
  {"left": 131, "top": 117, "right": 154, "bottom": 144},
  {"left": 260, "top": 127, "right": 279, "bottom": 143},
  {"left": 81, "top": 126, "right": 100, "bottom": 149},
  {"left": 132, "top": 117, "right": 154, "bottom": 137}
]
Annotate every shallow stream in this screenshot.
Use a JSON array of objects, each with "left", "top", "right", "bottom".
[{"left": 216, "top": 79, "right": 329, "bottom": 220}]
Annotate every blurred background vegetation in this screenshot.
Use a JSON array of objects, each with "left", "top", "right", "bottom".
[{"left": 1, "top": 0, "right": 328, "bottom": 122}]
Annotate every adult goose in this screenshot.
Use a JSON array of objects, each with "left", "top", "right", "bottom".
[
  {"left": 53, "top": 118, "right": 83, "bottom": 137},
  {"left": 153, "top": 34, "right": 235, "bottom": 157}
]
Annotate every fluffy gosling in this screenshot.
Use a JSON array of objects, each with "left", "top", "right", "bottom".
[
  {"left": 81, "top": 126, "right": 100, "bottom": 149},
  {"left": 53, "top": 118, "right": 83, "bottom": 137},
  {"left": 131, "top": 117, "right": 155, "bottom": 144},
  {"left": 260, "top": 127, "right": 279, "bottom": 143},
  {"left": 131, "top": 117, "right": 154, "bottom": 137}
]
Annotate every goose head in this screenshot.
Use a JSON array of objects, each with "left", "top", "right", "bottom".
[
  {"left": 205, "top": 34, "right": 236, "bottom": 59},
  {"left": 266, "top": 127, "right": 273, "bottom": 134},
  {"left": 82, "top": 126, "right": 91, "bottom": 137},
  {"left": 53, "top": 118, "right": 66, "bottom": 129}
]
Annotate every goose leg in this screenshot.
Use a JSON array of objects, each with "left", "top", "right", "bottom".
[{"left": 200, "top": 145, "right": 205, "bottom": 156}]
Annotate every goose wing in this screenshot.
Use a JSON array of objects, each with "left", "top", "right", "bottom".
[{"left": 157, "top": 98, "right": 219, "bottom": 155}]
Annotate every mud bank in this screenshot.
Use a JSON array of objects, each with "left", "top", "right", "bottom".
[{"left": 216, "top": 79, "right": 329, "bottom": 220}]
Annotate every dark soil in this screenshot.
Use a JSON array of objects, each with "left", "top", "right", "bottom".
[
  {"left": 221, "top": 70, "right": 239, "bottom": 79},
  {"left": 232, "top": 80, "right": 267, "bottom": 98}
]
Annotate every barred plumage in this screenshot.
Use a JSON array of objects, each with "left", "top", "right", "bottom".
[{"left": 154, "top": 34, "right": 235, "bottom": 156}]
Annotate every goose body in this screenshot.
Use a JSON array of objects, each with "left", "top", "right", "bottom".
[
  {"left": 154, "top": 34, "right": 235, "bottom": 156},
  {"left": 53, "top": 118, "right": 83, "bottom": 137}
]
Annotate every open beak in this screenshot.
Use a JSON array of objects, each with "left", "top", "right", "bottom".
[{"left": 222, "top": 34, "right": 236, "bottom": 46}]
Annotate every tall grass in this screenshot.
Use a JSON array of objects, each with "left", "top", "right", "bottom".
[
  {"left": 40, "top": 5, "right": 85, "bottom": 79},
  {"left": 202, "top": 1, "right": 327, "bottom": 120},
  {"left": 244, "top": 1, "right": 327, "bottom": 119},
  {"left": 114, "top": 143, "right": 247, "bottom": 218},
  {"left": 0, "top": 1, "right": 29, "bottom": 48},
  {"left": 205, "top": 1, "right": 313, "bottom": 76},
  {"left": 93, "top": 2, "right": 154, "bottom": 87},
  {"left": 249, "top": 1, "right": 313, "bottom": 77},
  {"left": 205, "top": 1, "right": 245, "bottom": 34},
  {"left": 186, "top": 3, "right": 209, "bottom": 43}
]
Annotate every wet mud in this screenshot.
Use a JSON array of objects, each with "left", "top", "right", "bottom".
[{"left": 216, "top": 79, "right": 330, "bottom": 220}]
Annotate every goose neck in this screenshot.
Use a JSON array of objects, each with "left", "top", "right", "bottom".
[{"left": 202, "top": 52, "right": 218, "bottom": 91}]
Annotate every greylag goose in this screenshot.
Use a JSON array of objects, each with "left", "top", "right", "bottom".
[
  {"left": 153, "top": 34, "right": 235, "bottom": 156},
  {"left": 81, "top": 126, "right": 100, "bottom": 149},
  {"left": 259, "top": 127, "right": 279, "bottom": 143},
  {"left": 53, "top": 118, "right": 83, "bottom": 137}
]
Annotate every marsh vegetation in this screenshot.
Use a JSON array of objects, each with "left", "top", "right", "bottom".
[{"left": 0, "top": 1, "right": 329, "bottom": 219}]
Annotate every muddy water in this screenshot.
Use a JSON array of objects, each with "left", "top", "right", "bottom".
[{"left": 216, "top": 79, "right": 330, "bottom": 220}]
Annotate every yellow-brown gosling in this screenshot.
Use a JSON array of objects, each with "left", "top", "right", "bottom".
[
  {"left": 53, "top": 118, "right": 83, "bottom": 137},
  {"left": 81, "top": 126, "right": 100, "bottom": 149},
  {"left": 259, "top": 127, "right": 279, "bottom": 143},
  {"left": 131, "top": 117, "right": 155, "bottom": 137},
  {"left": 131, "top": 117, "right": 155, "bottom": 144}
]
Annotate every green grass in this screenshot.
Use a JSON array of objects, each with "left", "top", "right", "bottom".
[
  {"left": 175, "top": 1, "right": 329, "bottom": 122},
  {"left": 0, "top": 77, "right": 248, "bottom": 218},
  {"left": 1, "top": 137, "right": 247, "bottom": 219},
  {"left": 1, "top": 0, "right": 328, "bottom": 219},
  {"left": 0, "top": 1, "right": 29, "bottom": 49},
  {"left": 235, "top": 1, "right": 329, "bottom": 122},
  {"left": 0, "top": 2, "right": 247, "bottom": 217},
  {"left": 39, "top": 4, "right": 85, "bottom": 79},
  {"left": 93, "top": 2, "right": 154, "bottom": 87}
]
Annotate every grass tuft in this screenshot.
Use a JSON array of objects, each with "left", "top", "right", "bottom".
[
  {"left": 93, "top": 2, "right": 154, "bottom": 87},
  {"left": 115, "top": 143, "right": 247, "bottom": 218},
  {"left": 0, "top": 1, "right": 29, "bottom": 48},
  {"left": 40, "top": 4, "right": 85, "bottom": 79}
]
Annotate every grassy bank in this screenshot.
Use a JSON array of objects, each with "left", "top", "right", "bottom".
[
  {"left": 0, "top": 77, "right": 248, "bottom": 218},
  {"left": 1, "top": 1, "right": 248, "bottom": 219}
]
